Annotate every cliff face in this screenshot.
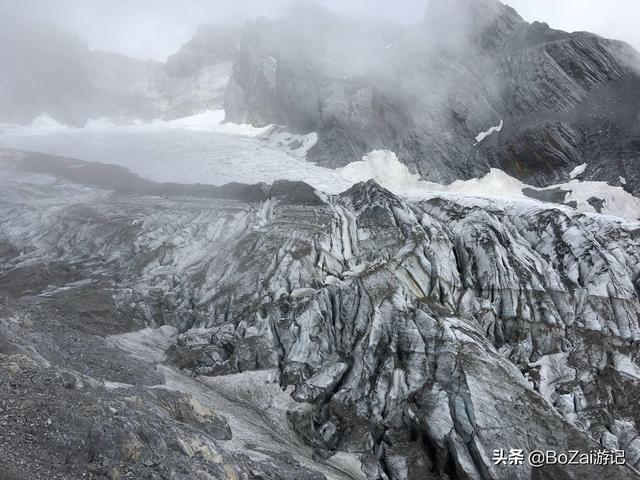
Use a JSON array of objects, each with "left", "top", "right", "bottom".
[
  {"left": 224, "top": 0, "right": 640, "bottom": 193},
  {"left": 0, "top": 18, "right": 240, "bottom": 126}
]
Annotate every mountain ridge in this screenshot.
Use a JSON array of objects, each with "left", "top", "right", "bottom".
[{"left": 225, "top": 0, "right": 640, "bottom": 194}]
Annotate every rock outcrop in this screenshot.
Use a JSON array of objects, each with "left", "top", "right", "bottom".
[{"left": 225, "top": 0, "right": 640, "bottom": 194}]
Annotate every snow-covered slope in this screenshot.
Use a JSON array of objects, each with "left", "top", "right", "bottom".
[
  {"left": 2, "top": 116, "right": 639, "bottom": 221},
  {"left": 0, "top": 111, "right": 350, "bottom": 192},
  {"left": 225, "top": 0, "right": 640, "bottom": 196}
]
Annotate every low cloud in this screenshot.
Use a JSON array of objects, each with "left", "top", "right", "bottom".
[{"left": 2, "top": 0, "right": 639, "bottom": 60}]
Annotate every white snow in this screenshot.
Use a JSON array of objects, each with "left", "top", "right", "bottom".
[
  {"left": 338, "top": 152, "right": 640, "bottom": 220},
  {"left": 0, "top": 111, "right": 349, "bottom": 192},
  {"left": 340, "top": 151, "right": 522, "bottom": 199},
  {"left": 569, "top": 163, "right": 587, "bottom": 179},
  {"left": 2, "top": 110, "right": 270, "bottom": 137},
  {"left": 474, "top": 119, "right": 503, "bottom": 144},
  {"left": 164, "top": 109, "right": 270, "bottom": 137},
  {"left": 340, "top": 152, "right": 531, "bottom": 200},
  {"left": 24, "top": 114, "right": 71, "bottom": 133},
  {"left": 563, "top": 179, "right": 640, "bottom": 220},
  {"left": 2, "top": 112, "right": 640, "bottom": 221},
  {"left": 104, "top": 381, "right": 135, "bottom": 390},
  {"left": 613, "top": 353, "right": 640, "bottom": 380},
  {"left": 339, "top": 150, "right": 421, "bottom": 188},
  {"left": 435, "top": 168, "right": 526, "bottom": 198},
  {"left": 620, "top": 176, "right": 627, "bottom": 185},
  {"left": 529, "top": 352, "right": 576, "bottom": 402}
]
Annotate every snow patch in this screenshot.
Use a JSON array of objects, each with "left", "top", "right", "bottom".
[
  {"left": 1, "top": 110, "right": 271, "bottom": 138},
  {"left": 438, "top": 168, "right": 526, "bottom": 198},
  {"left": 339, "top": 150, "right": 421, "bottom": 189},
  {"left": 569, "top": 163, "right": 587, "bottom": 179},
  {"left": 620, "top": 176, "right": 627, "bottom": 185},
  {"left": 167, "top": 110, "right": 270, "bottom": 137},
  {"left": 529, "top": 352, "right": 576, "bottom": 402},
  {"left": 563, "top": 180, "right": 640, "bottom": 220},
  {"left": 474, "top": 119, "right": 503, "bottom": 144},
  {"left": 337, "top": 152, "right": 640, "bottom": 220},
  {"left": 613, "top": 353, "right": 640, "bottom": 380},
  {"left": 339, "top": 151, "right": 526, "bottom": 200},
  {"left": 104, "top": 381, "right": 135, "bottom": 390}
]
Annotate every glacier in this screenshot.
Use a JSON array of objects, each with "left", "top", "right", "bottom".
[
  {"left": 2, "top": 148, "right": 640, "bottom": 478},
  {"left": 2, "top": 120, "right": 640, "bottom": 221},
  {"left": 3, "top": 0, "right": 640, "bottom": 478}
]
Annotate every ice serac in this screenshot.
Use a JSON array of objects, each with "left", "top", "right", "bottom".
[
  {"left": 3, "top": 155, "right": 640, "bottom": 478},
  {"left": 224, "top": 0, "right": 640, "bottom": 193}
]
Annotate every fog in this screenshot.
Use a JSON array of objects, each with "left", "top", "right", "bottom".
[{"left": 2, "top": 0, "right": 640, "bottom": 60}]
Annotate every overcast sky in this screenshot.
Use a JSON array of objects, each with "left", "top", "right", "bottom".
[{"left": 3, "top": 0, "right": 640, "bottom": 60}]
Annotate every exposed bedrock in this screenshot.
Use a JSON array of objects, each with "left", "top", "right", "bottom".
[
  {"left": 0, "top": 15, "right": 241, "bottom": 125},
  {"left": 225, "top": 0, "right": 640, "bottom": 193}
]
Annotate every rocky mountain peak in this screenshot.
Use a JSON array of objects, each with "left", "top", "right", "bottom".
[
  {"left": 422, "top": 0, "right": 525, "bottom": 51},
  {"left": 226, "top": 0, "right": 640, "bottom": 194}
]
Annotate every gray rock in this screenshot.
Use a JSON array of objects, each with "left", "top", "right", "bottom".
[
  {"left": 3, "top": 155, "right": 640, "bottom": 478},
  {"left": 225, "top": 0, "right": 640, "bottom": 193}
]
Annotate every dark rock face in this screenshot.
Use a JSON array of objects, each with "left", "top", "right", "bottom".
[
  {"left": 225, "top": 0, "right": 640, "bottom": 192},
  {"left": 3, "top": 154, "right": 640, "bottom": 478}
]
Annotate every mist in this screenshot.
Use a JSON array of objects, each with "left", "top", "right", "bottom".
[
  {"left": 3, "top": 0, "right": 640, "bottom": 478},
  {"left": 2, "top": 0, "right": 640, "bottom": 61}
]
